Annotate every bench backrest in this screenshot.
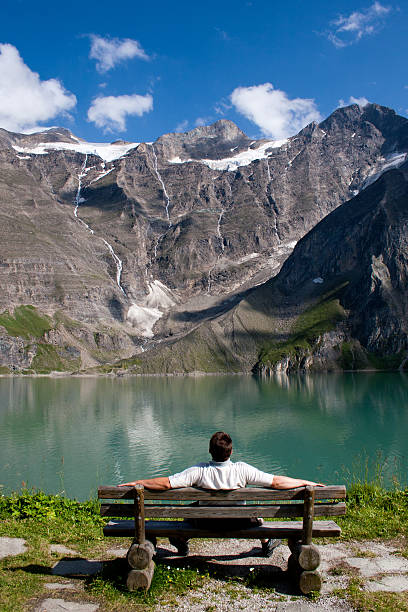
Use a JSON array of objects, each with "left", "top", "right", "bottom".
[{"left": 99, "top": 485, "right": 346, "bottom": 513}]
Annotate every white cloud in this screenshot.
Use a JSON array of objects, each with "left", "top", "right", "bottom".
[
  {"left": 0, "top": 43, "right": 76, "bottom": 133},
  {"left": 328, "top": 2, "right": 391, "bottom": 48},
  {"left": 195, "top": 116, "right": 212, "bottom": 127},
  {"left": 89, "top": 35, "right": 149, "bottom": 73},
  {"left": 338, "top": 96, "right": 370, "bottom": 107},
  {"left": 87, "top": 93, "right": 153, "bottom": 131},
  {"left": 230, "top": 83, "right": 321, "bottom": 139},
  {"left": 174, "top": 119, "right": 189, "bottom": 132},
  {"left": 214, "top": 98, "right": 232, "bottom": 116}
]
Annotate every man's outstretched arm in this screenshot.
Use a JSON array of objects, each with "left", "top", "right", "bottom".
[
  {"left": 271, "top": 475, "right": 324, "bottom": 489},
  {"left": 118, "top": 477, "right": 171, "bottom": 490}
]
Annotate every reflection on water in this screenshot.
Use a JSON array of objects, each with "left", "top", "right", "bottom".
[{"left": 0, "top": 373, "right": 407, "bottom": 499}]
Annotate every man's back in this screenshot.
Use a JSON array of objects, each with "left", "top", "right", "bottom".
[{"left": 169, "top": 458, "right": 274, "bottom": 490}]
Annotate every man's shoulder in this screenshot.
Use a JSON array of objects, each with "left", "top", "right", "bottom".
[
  {"left": 231, "top": 461, "right": 254, "bottom": 470},
  {"left": 185, "top": 462, "right": 209, "bottom": 470}
]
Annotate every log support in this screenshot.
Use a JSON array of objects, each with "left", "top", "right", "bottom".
[
  {"left": 287, "top": 489, "right": 322, "bottom": 594},
  {"left": 127, "top": 560, "right": 155, "bottom": 590},
  {"left": 124, "top": 485, "right": 155, "bottom": 590},
  {"left": 299, "top": 569, "right": 322, "bottom": 594},
  {"left": 127, "top": 539, "right": 155, "bottom": 569}
]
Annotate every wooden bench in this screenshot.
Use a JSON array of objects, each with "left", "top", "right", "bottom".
[{"left": 98, "top": 484, "right": 346, "bottom": 594}]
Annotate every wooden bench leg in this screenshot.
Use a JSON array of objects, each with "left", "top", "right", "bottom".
[
  {"left": 299, "top": 570, "right": 322, "bottom": 594},
  {"left": 126, "top": 538, "right": 156, "bottom": 590},
  {"left": 288, "top": 537, "right": 322, "bottom": 594},
  {"left": 127, "top": 539, "right": 155, "bottom": 570},
  {"left": 127, "top": 560, "right": 155, "bottom": 590}
]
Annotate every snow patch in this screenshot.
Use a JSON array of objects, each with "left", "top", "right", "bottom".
[
  {"left": 12, "top": 140, "right": 139, "bottom": 162},
  {"left": 237, "top": 252, "right": 260, "bottom": 264},
  {"left": 313, "top": 277, "right": 324, "bottom": 284},
  {"left": 361, "top": 152, "right": 407, "bottom": 190},
  {"left": 127, "top": 280, "right": 175, "bottom": 337},
  {"left": 89, "top": 167, "right": 115, "bottom": 184},
  {"left": 168, "top": 139, "right": 287, "bottom": 172},
  {"left": 127, "top": 304, "right": 163, "bottom": 339},
  {"left": 282, "top": 240, "right": 297, "bottom": 250},
  {"left": 144, "top": 280, "right": 175, "bottom": 310}
]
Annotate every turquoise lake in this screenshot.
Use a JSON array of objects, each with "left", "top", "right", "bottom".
[{"left": 0, "top": 373, "right": 407, "bottom": 499}]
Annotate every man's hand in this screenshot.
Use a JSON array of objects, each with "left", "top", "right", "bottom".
[
  {"left": 118, "top": 477, "right": 171, "bottom": 491},
  {"left": 118, "top": 480, "right": 143, "bottom": 487}
]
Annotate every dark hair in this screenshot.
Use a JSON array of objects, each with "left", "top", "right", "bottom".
[{"left": 209, "top": 431, "right": 233, "bottom": 461}]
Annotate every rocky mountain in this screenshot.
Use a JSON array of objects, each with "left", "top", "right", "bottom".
[
  {"left": 0, "top": 103, "right": 407, "bottom": 374},
  {"left": 118, "top": 160, "right": 408, "bottom": 376}
]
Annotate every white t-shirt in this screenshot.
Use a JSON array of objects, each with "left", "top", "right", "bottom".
[{"left": 168, "top": 459, "right": 274, "bottom": 490}]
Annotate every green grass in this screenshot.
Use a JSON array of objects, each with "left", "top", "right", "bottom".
[
  {"left": 336, "top": 452, "right": 408, "bottom": 540},
  {"left": 0, "top": 306, "right": 52, "bottom": 340},
  {"left": 259, "top": 290, "right": 346, "bottom": 367},
  {"left": 338, "top": 483, "right": 408, "bottom": 540},
  {"left": 334, "top": 577, "right": 408, "bottom": 612},
  {"left": 0, "top": 490, "right": 204, "bottom": 610},
  {"left": 1, "top": 481, "right": 408, "bottom": 610},
  {"left": 30, "top": 344, "right": 81, "bottom": 374}
]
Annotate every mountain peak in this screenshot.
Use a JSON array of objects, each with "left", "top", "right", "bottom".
[{"left": 155, "top": 119, "right": 250, "bottom": 162}]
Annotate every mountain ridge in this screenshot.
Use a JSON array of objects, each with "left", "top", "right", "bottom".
[{"left": 0, "top": 103, "right": 407, "bottom": 374}]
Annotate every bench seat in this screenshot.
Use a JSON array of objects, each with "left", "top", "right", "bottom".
[{"left": 104, "top": 518, "right": 341, "bottom": 539}]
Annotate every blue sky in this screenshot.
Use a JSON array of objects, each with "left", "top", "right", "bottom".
[{"left": 1, "top": 0, "right": 406, "bottom": 142}]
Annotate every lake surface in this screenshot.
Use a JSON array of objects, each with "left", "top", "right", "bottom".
[{"left": 0, "top": 373, "right": 407, "bottom": 499}]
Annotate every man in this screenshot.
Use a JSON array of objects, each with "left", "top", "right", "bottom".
[{"left": 119, "top": 431, "right": 323, "bottom": 557}]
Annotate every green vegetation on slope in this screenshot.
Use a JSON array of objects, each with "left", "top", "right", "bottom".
[
  {"left": 339, "top": 341, "right": 407, "bottom": 371},
  {"left": 102, "top": 325, "right": 243, "bottom": 375},
  {"left": 0, "top": 305, "right": 52, "bottom": 340},
  {"left": 30, "top": 344, "right": 81, "bottom": 374},
  {"left": 259, "top": 288, "right": 346, "bottom": 368}
]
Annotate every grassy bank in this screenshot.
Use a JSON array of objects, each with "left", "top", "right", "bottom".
[{"left": 0, "top": 484, "right": 407, "bottom": 611}]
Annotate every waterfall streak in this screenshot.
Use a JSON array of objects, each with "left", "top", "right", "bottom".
[
  {"left": 102, "top": 240, "right": 125, "bottom": 295},
  {"left": 216, "top": 209, "right": 225, "bottom": 253},
  {"left": 74, "top": 154, "right": 88, "bottom": 218},
  {"left": 73, "top": 155, "right": 125, "bottom": 295},
  {"left": 265, "top": 159, "right": 271, "bottom": 182},
  {"left": 150, "top": 144, "right": 171, "bottom": 224},
  {"left": 208, "top": 208, "right": 226, "bottom": 294}
]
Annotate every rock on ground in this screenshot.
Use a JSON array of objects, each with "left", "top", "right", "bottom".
[
  {"left": 0, "top": 536, "right": 27, "bottom": 559},
  {"left": 33, "top": 600, "right": 99, "bottom": 612}
]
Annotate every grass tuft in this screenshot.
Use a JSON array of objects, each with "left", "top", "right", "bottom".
[{"left": 0, "top": 306, "right": 52, "bottom": 340}]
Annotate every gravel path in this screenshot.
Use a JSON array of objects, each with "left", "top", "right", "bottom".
[{"left": 2, "top": 536, "right": 408, "bottom": 610}]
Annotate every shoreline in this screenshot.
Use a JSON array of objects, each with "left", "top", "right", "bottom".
[{"left": 0, "top": 368, "right": 405, "bottom": 379}]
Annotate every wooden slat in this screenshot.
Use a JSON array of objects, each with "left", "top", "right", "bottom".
[
  {"left": 103, "top": 519, "right": 341, "bottom": 539},
  {"left": 98, "top": 485, "right": 346, "bottom": 501},
  {"left": 100, "top": 502, "right": 346, "bottom": 519}
]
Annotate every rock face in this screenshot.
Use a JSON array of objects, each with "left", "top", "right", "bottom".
[{"left": 0, "top": 103, "right": 407, "bottom": 373}]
